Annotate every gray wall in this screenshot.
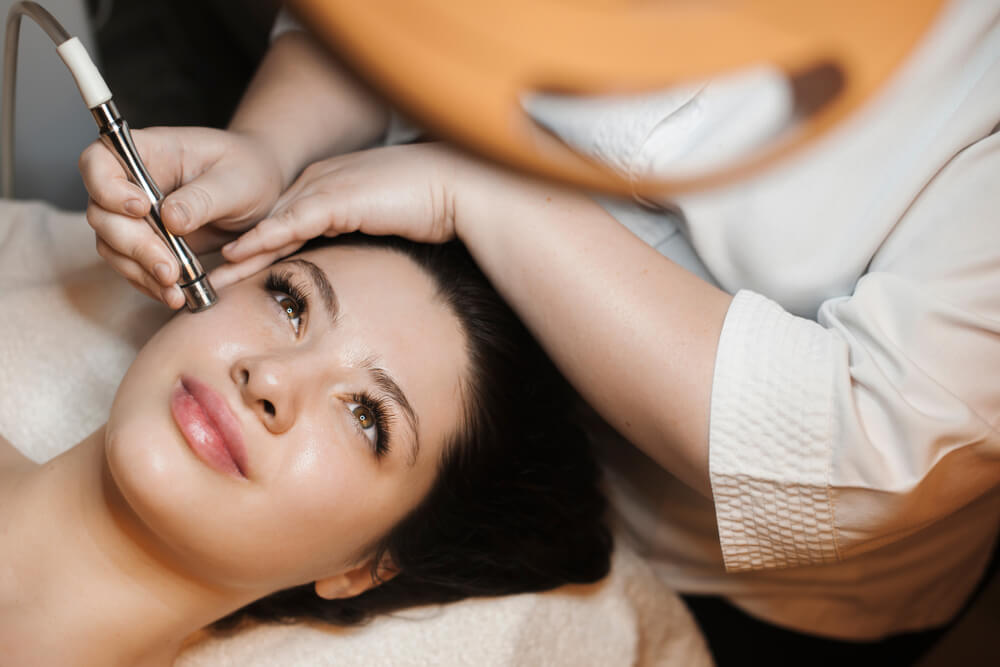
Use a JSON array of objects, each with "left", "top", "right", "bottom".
[{"left": 1, "top": 0, "right": 98, "bottom": 210}]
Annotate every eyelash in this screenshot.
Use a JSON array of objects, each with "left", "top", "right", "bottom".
[
  {"left": 350, "top": 392, "right": 393, "bottom": 459},
  {"left": 264, "top": 268, "right": 393, "bottom": 460},
  {"left": 265, "top": 270, "right": 310, "bottom": 334}
]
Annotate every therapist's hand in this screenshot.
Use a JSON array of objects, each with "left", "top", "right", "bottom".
[
  {"left": 213, "top": 142, "right": 474, "bottom": 288},
  {"left": 79, "top": 126, "right": 284, "bottom": 308}
]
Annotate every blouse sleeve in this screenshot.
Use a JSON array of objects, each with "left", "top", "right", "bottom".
[{"left": 708, "top": 130, "right": 1000, "bottom": 572}]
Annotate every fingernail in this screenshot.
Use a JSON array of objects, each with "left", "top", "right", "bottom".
[
  {"left": 222, "top": 241, "right": 237, "bottom": 254},
  {"left": 168, "top": 201, "right": 190, "bottom": 230},
  {"left": 162, "top": 285, "right": 182, "bottom": 308},
  {"left": 153, "top": 262, "right": 173, "bottom": 284},
  {"left": 125, "top": 199, "right": 145, "bottom": 216}
]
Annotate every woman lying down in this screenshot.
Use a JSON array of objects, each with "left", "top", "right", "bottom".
[{"left": 0, "top": 234, "right": 612, "bottom": 666}]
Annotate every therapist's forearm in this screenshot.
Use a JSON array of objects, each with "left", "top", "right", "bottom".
[
  {"left": 458, "top": 174, "right": 731, "bottom": 497},
  {"left": 228, "top": 31, "right": 389, "bottom": 188}
]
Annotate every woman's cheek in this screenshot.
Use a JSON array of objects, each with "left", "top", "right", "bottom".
[
  {"left": 283, "top": 427, "right": 355, "bottom": 500},
  {"left": 277, "top": 429, "right": 381, "bottom": 522},
  {"left": 260, "top": 446, "right": 374, "bottom": 566}
]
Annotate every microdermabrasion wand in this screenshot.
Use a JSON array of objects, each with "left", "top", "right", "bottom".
[
  {"left": 2, "top": 2, "right": 217, "bottom": 311},
  {"left": 87, "top": 96, "right": 218, "bottom": 311}
]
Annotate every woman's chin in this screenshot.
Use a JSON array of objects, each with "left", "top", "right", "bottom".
[
  {"left": 105, "top": 424, "right": 211, "bottom": 560},
  {"left": 102, "top": 421, "right": 288, "bottom": 589}
]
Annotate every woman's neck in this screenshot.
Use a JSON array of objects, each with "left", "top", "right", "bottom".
[{"left": 0, "top": 428, "right": 256, "bottom": 666}]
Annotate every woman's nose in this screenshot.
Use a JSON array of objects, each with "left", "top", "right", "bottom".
[{"left": 232, "top": 356, "right": 298, "bottom": 434}]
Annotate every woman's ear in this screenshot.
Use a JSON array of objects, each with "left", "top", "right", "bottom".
[{"left": 314, "top": 557, "right": 399, "bottom": 600}]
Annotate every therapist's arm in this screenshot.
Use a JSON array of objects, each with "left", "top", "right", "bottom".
[
  {"left": 228, "top": 30, "right": 389, "bottom": 189},
  {"left": 220, "top": 125, "right": 1000, "bottom": 568},
  {"left": 457, "top": 170, "right": 731, "bottom": 497}
]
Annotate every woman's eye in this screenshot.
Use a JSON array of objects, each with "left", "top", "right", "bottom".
[
  {"left": 346, "top": 401, "right": 379, "bottom": 447},
  {"left": 272, "top": 294, "right": 302, "bottom": 333}
]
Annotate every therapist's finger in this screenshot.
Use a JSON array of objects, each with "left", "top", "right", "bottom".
[
  {"left": 221, "top": 196, "right": 346, "bottom": 262},
  {"left": 210, "top": 240, "right": 303, "bottom": 290},
  {"left": 79, "top": 140, "right": 150, "bottom": 217},
  {"left": 87, "top": 200, "right": 179, "bottom": 287},
  {"left": 122, "top": 276, "right": 184, "bottom": 310},
  {"left": 160, "top": 164, "right": 263, "bottom": 237},
  {"left": 125, "top": 278, "right": 160, "bottom": 304},
  {"left": 96, "top": 238, "right": 185, "bottom": 309},
  {"left": 96, "top": 237, "right": 169, "bottom": 303}
]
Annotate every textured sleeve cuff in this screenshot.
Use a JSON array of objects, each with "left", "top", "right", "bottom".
[{"left": 709, "top": 290, "right": 841, "bottom": 572}]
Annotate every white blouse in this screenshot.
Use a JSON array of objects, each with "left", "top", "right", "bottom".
[{"left": 593, "top": 0, "right": 1000, "bottom": 639}]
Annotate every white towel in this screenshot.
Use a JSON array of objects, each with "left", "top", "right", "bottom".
[{"left": 0, "top": 199, "right": 711, "bottom": 666}]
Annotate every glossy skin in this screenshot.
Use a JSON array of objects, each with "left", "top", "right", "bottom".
[{"left": 104, "top": 244, "right": 467, "bottom": 594}]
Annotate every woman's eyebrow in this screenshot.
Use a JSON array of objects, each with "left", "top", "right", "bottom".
[
  {"left": 283, "top": 258, "right": 339, "bottom": 322},
  {"left": 364, "top": 361, "right": 421, "bottom": 467}
]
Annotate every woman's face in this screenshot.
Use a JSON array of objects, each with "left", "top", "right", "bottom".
[{"left": 105, "top": 244, "right": 468, "bottom": 593}]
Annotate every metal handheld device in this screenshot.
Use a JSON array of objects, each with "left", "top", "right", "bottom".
[
  {"left": 2, "top": 1, "right": 217, "bottom": 312},
  {"left": 90, "top": 100, "right": 217, "bottom": 310}
]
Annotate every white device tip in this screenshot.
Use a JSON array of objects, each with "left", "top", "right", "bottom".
[{"left": 56, "top": 36, "right": 112, "bottom": 108}]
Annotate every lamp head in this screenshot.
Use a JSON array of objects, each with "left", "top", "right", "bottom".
[{"left": 288, "top": 0, "right": 945, "bottom": 195}]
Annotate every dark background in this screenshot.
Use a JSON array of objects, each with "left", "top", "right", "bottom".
[{"left": 85, "top": 0, "right": 280, "bottom": 129}]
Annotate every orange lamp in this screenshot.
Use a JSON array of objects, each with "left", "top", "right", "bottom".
[{"left": 287, "top": 0, "right": 945, "bottom": 195}]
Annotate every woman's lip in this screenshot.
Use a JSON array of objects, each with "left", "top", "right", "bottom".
[{"left": 170, "top": 375, "right": 249, "bottom": 478}]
